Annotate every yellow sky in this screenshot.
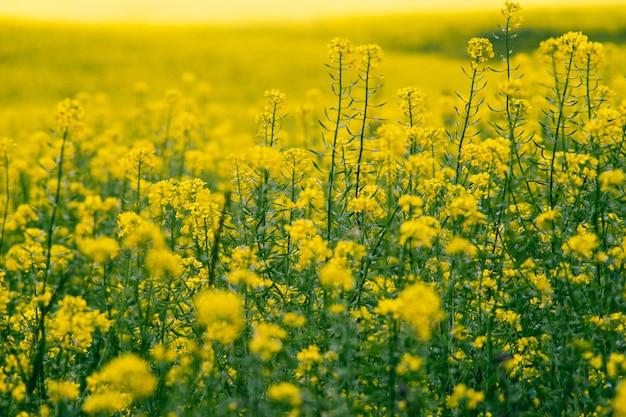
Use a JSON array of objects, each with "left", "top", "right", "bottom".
[{"left": 0, "top": 0, "right": 622, "bottom": 22}]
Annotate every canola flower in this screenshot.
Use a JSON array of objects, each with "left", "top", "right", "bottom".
[
  {"left": 83, "top": 353, "right": 157, "bottom": 414},
  {"left": 194, "top": 290, "right": 244, "bottom": 344},
  {"left": 2, "top": 2, "right": 626, "bottom": 416}
]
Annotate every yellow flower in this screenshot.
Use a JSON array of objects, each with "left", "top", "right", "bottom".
[
  {"left": 615, "top": 381, "right": 626, "bottom": 417},
  {"left": 399, "top": 216, "right": 441, "bottom": 248},
  {"left": 396, "top": 353, "right": 423, "bottom": 375},
  {"left": 347, "top": 188, "right": 386, "bottom": 219},
  {"left": 297, "top": 345, "right": 324, "bottom": 371},
  {"left": 123, "top": 146, "right": 157, "bottom": 179},
  {"left": 508, "top": 98, "right": 532, "bottom": 117},
  {"left": 47, "top": 380, "right": 80, "bottom": 402},
  {"left": 560, "top": 31, "right": 588, "bottom": 54},
  {"left": 264, "top": 88, "right": 287, "bottom": 105},
  {"left": 397, "top": 282, "right": 444, "bottom": 340},
  {"left": 446, "top": 383, "right": 485, "bottom": 410},
  {"left": 502, "top": 1, "right": 522, "bottom": 30},
  {"left": 327, "top": 37, "right": 354, "bottom": 62},
  {"left": 445, "top": 236, "right": 477, "bottom": 257},
  {"left": 250, "top": 322, "right": 287, "bottom": 361},
  {"left": 145, "top": 247, "right": 183, "bottom": 278},
  {"left": 374, "top": 298, "right": 401, "bottom": 319},
  {"left": 376, "top": 281, "right": 444, "bottom": 340},
  {"left": 295, "top": 235, "right": 332, "bottom": 270},
  {"left": 285, "top": 219, "right": 318, "bottom": 242},
  {"left": 83, "top": 391, "right": 132, "bottom": 415},
  {"left": 282, "top": 312, "right": 306, "bottom": 328},
  {"left": 89, "top": 353, "right": 156, "bottom": 398},
  {"left": 356, "top": 43, "right": 384, "bottom": 72},
  {"left": 226, "top": 269, "right": 268, "bottom": 289},
  {"left": 78, "top": 236, "right": 120, "bottom": 264},
  {"left": 535, "top": 208, "right": 559, "bottom": 231},
  {"left": 397, "top": 87, "right": 426, "bottom": 123},
  {"left": 117, "top": 212, "right": 165, "bottom": 249},
  {"left": 318, "top": 262, "right": 354, "bottom": 291},
  {"left": 281, "top": 148, "right": 310, "bottom": 179},
  {"left": 83, "top": 353, "right": 156, "bottom": 414},
  {"left": 268, "top": 382, "right": 302, "bottom": 407},
  {"left": 599, "top": 169, "right": 625, "bottom": 193},
  {"left": 195, "top": 290, "right": 244, "bottom": 344},
  {"left": 495, "top": 308, "right": 522, "bottom": 331},
  {"left": 562, "top": 232, "right": 600, "bottom": 259},
  {"left": 47, "top": 295, "right": 111, "bottom": 353},
  {"left": 229, "top": 245, "right": 259, "bottom": 269},
  {"left": 331, "top": 240, "right": 366, "bottom": 267},
  {"left": 56, "top": 98, "right": 84, "bottom": 135},
  {"left": 472, "top": 335, "right": 487, "bottom": 349},
  {"left": 407, "top": 127, "right": 446, "bottom": 156},
  {"left": 466, "top": 38, "right": 494, "bottom": 65}
]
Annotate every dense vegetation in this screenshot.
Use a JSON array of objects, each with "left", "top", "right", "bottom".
[{"left": 2, "top": 2, "right": 626, "bottom": 416}]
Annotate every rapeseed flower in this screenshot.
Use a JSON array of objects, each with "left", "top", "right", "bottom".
[
  {"left": 327, "top": 37, "right": 354, "bottom": 63},
  {"left": 398, "top": 87, "right": 426, "bottom": 126},
  {"left": 615, "top": 381, "right": 626, "bottom": 417},
  {"left": 599, "top": 169, "right": 625, "bottom": 194},
  {"left": 250, "top": 322, "right": 287, "bottom": 361},
  {"left": 294, "top": 235, "right": 332, "bottom": 270},
  {"left": 502, "top": 1, "right": 523, "bottom": 30},
  {"left": 282, "top": 312, "right": 306, "bottom": 328},
  {"left": 226, "top": 268, "right": 269, "bottom": 289},
  {"left": 376, "top": 281, "right": 443, "bottom": 340},
  {"left": 318, "top": 262, "right": 354, "bottom": 291},
  {"left": 123, "top": 146, "right": 158, "bottom": 182},
  {"left": 297, "top": 345, "right": 324, "bottom": 371},
  {"left": 47, "top": 380, "right": 80, "bottom": 402},
  {"left": 268, "top": 382, "right": 302, "bottom": 407},
  {"left": 396, "top": 353, "right": 423, "bottom": 375},
  {"left": 562, "top": 231, "right": 600, "bottom": 259},
  {"left": 399, "top": 216, "right": 441, "bottom": 248},
  {"left": 285, "top": 219, "right": 318, "bottom": 242},
  {"left": 446, "top": 383, "right": 485, "bottom": 410},
  {"left": 356, "top": 43, "right": 383, "bottom": 72},
  {"left": 77, "top": 236, "right": 120, "bottom": 264},
  {"left": 145, "top": 247, "right": 183, "bottom": 278},
  {"left": 56, "top": 98, "right": 84, "bottom": 136},
  {"left": 466, "top": 38, "right": 494, "bottom": 68},
  {"left": 195, "top": 290, "right": 244, "bottom": 344},
  {"left": 47, "top": 295, "right": 111, "bottom": 352},
  {"left": 445, "top": 236, "right": 477, "bottom": 257},
  {"left": 117, "top": 211, "right": 165, "bottom": 248},
  {"left": 83, "top": 353, "right": 156, "bottom": 414}
]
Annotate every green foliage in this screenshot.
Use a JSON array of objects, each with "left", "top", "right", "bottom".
[{"left": 2, "top": 3, "right": 626, "bottom": 417}]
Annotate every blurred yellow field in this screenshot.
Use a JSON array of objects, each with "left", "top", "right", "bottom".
[
  {"left": 2, "top": 2, "right": 626, "bottom": 416},
  {"left": 2, "top": 4, "right": 626, "bottom": 135}
]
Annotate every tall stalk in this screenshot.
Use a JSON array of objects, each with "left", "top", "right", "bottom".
[
  {"left": 28, "top": 98, "right": 82, "bottom": 396},
  {"left": 354, "top": 44, "right": 383, "bottom": 199},
  {"left": 322, "top": 38, "right": 354, "bottom": 241},
  {"left": 454, "top": 38, "right": 493, "bottom": 184},
  {"left": 0, "top": 139, "right": 12, "bottom": 258}
]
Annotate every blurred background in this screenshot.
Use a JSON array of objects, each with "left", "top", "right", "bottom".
[
  {"left": 0, "top": 0, "right": 624, "bottom": 22},
  {"left": 1, "top": 0, "right": 626, "bottom": 136}
]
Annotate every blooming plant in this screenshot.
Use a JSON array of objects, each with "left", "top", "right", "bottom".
[{"left": 2, "top": 2, "right": 626, "bottom": 416}]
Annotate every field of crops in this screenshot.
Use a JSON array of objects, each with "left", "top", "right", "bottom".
[{"left": 2, "top": 1, "right": 626, "bottom": 416}]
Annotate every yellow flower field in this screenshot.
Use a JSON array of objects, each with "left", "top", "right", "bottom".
[{"left": 2, "top": 1, "right": 626, "bottom": 416}]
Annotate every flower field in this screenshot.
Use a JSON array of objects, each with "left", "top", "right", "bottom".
[{"left": 2, "top": 1, "right": 626, "bottom": 416}]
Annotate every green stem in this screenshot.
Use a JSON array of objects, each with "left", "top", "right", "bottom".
[
  {"left": 327, "top": 54, "right": 345, "bottom": 241},
  {"left": 27, "top": 128, "right": 69, "bottom": 397},
  {"left": 355, "top": 55, "right": 372, "bottom": 199},
  {"left": 455, "top": 66, "right": 478, "bottom": 184},
  {"left": 0, "top": 149, "right": 10, "bottom": 258},
  {"left": 548, "top": 52, "right": 575, "bottom": 209}
]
